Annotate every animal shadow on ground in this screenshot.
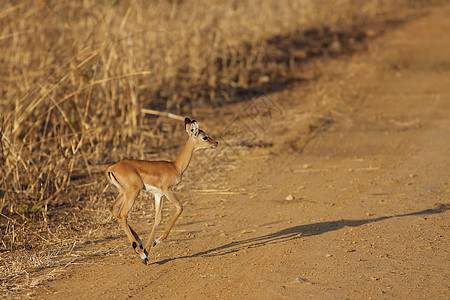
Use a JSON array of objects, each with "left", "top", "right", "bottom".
[{"left": 151, "top": 203, "right": 448, "bottom": 265}]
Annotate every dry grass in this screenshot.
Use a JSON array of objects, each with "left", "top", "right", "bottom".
[{"left": 0, "top": 0, "right": 441, "bottom": 295}]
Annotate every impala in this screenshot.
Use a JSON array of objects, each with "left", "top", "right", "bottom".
[{"left": 105, "top": 118, "right": 218, "bottom": 264}]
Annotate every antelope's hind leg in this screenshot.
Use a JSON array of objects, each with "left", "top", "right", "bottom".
[
  {"left": 109, "top": 192, "right": 124, "bottom": 216},
  {"left": 116, "top": 188, "right": 149, "bottom": 264}
]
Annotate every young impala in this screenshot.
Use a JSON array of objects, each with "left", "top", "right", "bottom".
[{"left": 105, "top": 118, "right": 218, "bottom": 264}]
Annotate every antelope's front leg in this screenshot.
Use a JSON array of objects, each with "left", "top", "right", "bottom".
[
  {"left": 144, "top": 193, "right": 164, "bottom": 253},
  {"left": 157, "top": 190, "right": 183, "bottom": 243}
]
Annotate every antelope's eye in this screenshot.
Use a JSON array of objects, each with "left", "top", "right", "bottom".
[{"left": 202, "top": 136, "right": 209, "bottom": 140}]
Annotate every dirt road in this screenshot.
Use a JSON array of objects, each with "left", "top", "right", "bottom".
[{"left": 37, "top": 5, "right": 449, "bottom": 299}]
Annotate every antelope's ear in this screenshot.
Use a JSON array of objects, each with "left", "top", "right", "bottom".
[
  {"left": 185, "top": 118, "right": 192, "bottom": 134},
  {"left": 190, "top": 121, "right": 199, "bottom": 137}
]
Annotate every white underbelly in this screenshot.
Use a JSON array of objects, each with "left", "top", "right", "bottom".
[{"left": 144, "top": 184, "right": 163, "bottom": 197}]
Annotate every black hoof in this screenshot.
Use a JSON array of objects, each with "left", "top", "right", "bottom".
[
  {"left": 141, "top": 257, "right": 148, "bottom": 265},
  {"left": 152, "top": 240, "right": 157, "bottom": 247}
]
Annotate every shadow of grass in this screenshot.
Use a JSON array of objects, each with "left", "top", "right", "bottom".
[{"left": 147, "top": 16, "right": 412, "bottom": 112}]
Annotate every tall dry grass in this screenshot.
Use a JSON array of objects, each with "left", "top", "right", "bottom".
[{"left": 0, "top": 0, "right": 437, "bottom": 251}]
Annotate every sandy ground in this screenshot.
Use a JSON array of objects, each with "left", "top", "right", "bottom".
[{"left": 36, "top": 4, "right": 449, "bottom": 299}]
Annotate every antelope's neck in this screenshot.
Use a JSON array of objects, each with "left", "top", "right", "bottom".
[{"left": 173, "top": 137, "right": 195, "bottom": 175}]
